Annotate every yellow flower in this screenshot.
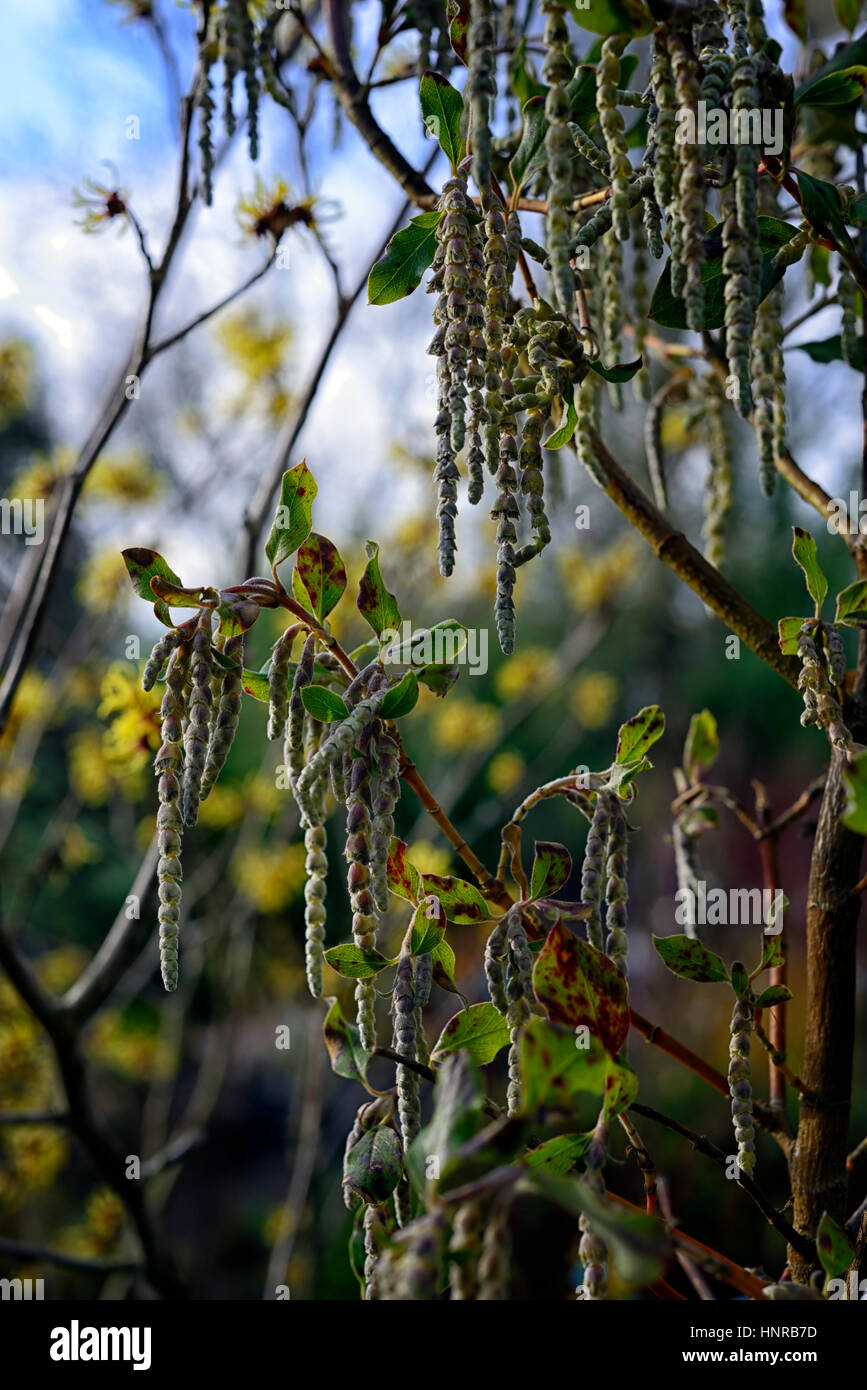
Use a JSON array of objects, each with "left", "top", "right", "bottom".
[
  {"left": 197, "top": 783, "right": 244, "bottom": 830},
  {"left": 570, "top": 671, "right": 621, "bottom": 730},
  {"left": 85, "top": 1188, "right": 125, "bottom": 1252},
  {"left": 0, "top": 1126, "right": 67, "bottom": 1196},
  {"left": 217, "top": 309, "right": 291, "bottom": 384},
  {"left": 86, "top": 1012, "right": 175, "bottom": 1082},
  {"left": 69, "top": 730, "right": 114, "bottom": 806},
  {"left": 0, "top": 671, "right": 54, "bottom": 757},
  {"left": 37, "top": 946, "right": 89, "bottom": 995},
  {"left": 558, "top": 536, "right": 641, "bottom": 611},
  {"left": 59, "top": 824, "right": 103, "bottom": 870},
  {"left": 431, "top": 698, "right": 501, "bottom": 754},
  {"left": 76, "top": 549, "right": 129, "bottom": 614},
  {"left": 246, "top": 773, "right": 286, "bottom": 821},
  {"left": 10, "top": 447, "right": 72, "bottom": 504},
  {"left": 85, "top": 448, "right": 161, "bottom": 504},
  {"left": 0, "top": 339, "right": 35, "bottom": 427},
  {"left": 98, "top": 663, "right": 161, "bottom": 771},
  {"left": 487, "top": 750, "right": 525, "bottom": 796},
  {"left": 231, "top": 843, "right": 306, "bottom": 914},
  {"left": 494, "top": 647, "right": 556, "bottom": 701},
  {"left": 406, "top": 840, "right": 452, "bottom": 877}
]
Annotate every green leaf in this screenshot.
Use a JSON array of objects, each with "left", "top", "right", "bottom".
[
  {"left": 778, "top": 616, "right": 804, "bottom": 655},
  {"left": 294, "top": 532, "right": 347, "bottom": 621},
  {"left": 816, "top": 1211, "right": 855, "bottom": 1280},
  {"left": 420, "top": 874, "right": 495, "bottom": 923},
  {"left": 121, "top": 547, "right": 183, "bottom": 629},
  {"left": 418, "top": 662, "right": 461, "bottom": 697},
  {"left": 387, "top": 838, "right": 422, "bottom": 904},
  {"left": 367, "top": 211, "right": 441, "bottom": 306},
  {"left": 323, "top": 944, "right": 392, "bottom": 979},
  {"left": 836, "top": 579, "right": 867, "bottom": 626},
  {"left": 406, "top": 1054, "right": 488, "bottom": 1194},
  {"left": 792, "top": 526, "right": 828, "bottom": 612},
  {"left": 419, "top": 70, "right": 464, "bottom": 171},
  {"left": 344, "top": 1126, "right": 403, "bottom": 1206},
  {"left": 381, "top": 618, "right": 469, "bottom": 666},
  {"left": 683, "top": 709, "right": 719, "bottom": 783},
  {"left": 616, "top": 704, "right": 666, "bottom": 765},
  {"left": 241, "top": 668, "right": 270, "bottom": 701},
  {"left": 431, "top": 938, "right": 459, "bottom": 995},
  {"left": 148, "top": 577, "right": 208, "bottom": 609},
  {"left": 758, "top": 935, "right": 786, "bottom": 973},
  {"left": 533, "top": 921, "right": 630, "bottom": 1056},
  {"left": 589, "top": 356, "right": 643, "bottom": 384},
  {"left": 564, "top": 0, "right": 653, "bottom": 38},
  {"left": 795, "top": 64, "right": 867, "bottom": 107},
  {"left": 356, "top": 540, "right": 401, "bottom": 638},
  {"left": 431, "top": 1002, "right": 511, "bottom": 1066},
  {"left": 508, "top": 67, "right": 597, "bottom": 195},
  {"left": 446, "top": 0, "right": 470, "bottom": 64},
  {"left": 520, "top": 1017, "right": 636, "bottom": 1119},
  {"left": 730, "top": 962, "right": 750, "bottom": 1000},
  {"left": 216, "top": 594, "right": 261, "bottom": 637},
  {"left": 542, "top": 390, "right": 579, "bottom": 450},
  {"left": 797, "top": 171, "right": 854, "bottom": 253},
  {"left": 264, "top": 460, "right": 317, "bottom": 569},
  {"left": 322, "top": 996, "right": 370, "bottom": 1088},
  {"left": 523, "top": 1133, "right": 593, "bottom": 1176},
  {"left": 754, "top": 984, "right": 793, "bottom": 1009},
  {"left": 529, "top": 842, "right": 572, "bottom": 900},
  {"left": 782, "top": 0, "right": 807, "bottom": 40},
  {"left": 650, "top": 217, "right": 799, "bottom": 331},
  {"left": 652, "top": 934, "right": 730, "bottom": 985},
  {"left": 796, "top": 30, "right": 867, "bottom": 104},
  {"left": 300, "top": 685, "right": 349, "bottom": 723},
  {"left": 379, "top": 670, "right": 419, "bottom": 719},
  {"left": 843, "top": 748, "right": 867, "bottom": 834},
  {"left": 508, "top": 36, "right": 546, "bottom": 106},
  {"left": 408, "top": 896, "right": 446, "bottom": 956},
  {"left": 790, "top": 334, "right": 864, "bottom": 371},
  {"left": 835, "top": 0, "right": 862, "bottom": 35}
]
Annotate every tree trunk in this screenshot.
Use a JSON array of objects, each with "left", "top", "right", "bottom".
[{"left": 788, "top": 751, "right": 862, "bottom": 1281}]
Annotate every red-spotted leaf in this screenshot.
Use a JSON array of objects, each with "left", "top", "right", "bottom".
[
  {"left": 323, "top": 944, "right": 392, "bottom": 979},
  {"left": 387, "top": 838, "right": 422, "bottom": 904},
  {"left": 265, "top": 460, "right": 317, "bottom": 569},
  {"left": 357, "top": 540, "right": 401, "bottom": 638},
  {"left": 532, "top": 922, "right": 630, "bottom": 1056},
  {"left": 792, "top": 527, "right": 828, "bottom": 612},
  {"left": 778, "top": 616, "right": 803, "bottom": 655},
  {"left": 529, "top": 842, "right": 572, "bottom": 900},
  {"left": 295, "top": 532, "right": 347, "bottom": 621},
  {"left": 683, "top": 709, "right": 719, "bottom": 783},
  {"left": 420, "top": 874, "right": 495, "bottom": 923},
  {"left": 523, "top": 1133, "right": 594, "bottom": 1175},
  {"left": 615, "top": 704, "right": 666, "bottom": 765},
  {"left": 753, "top": 984, "right": 793, "bottom": 1009},
  {"left": 835, "top": 579, "right": 867, "bottom": 626},
  {"left": 431, "top": 1002, "right": 511, "bottom": 1066},
  {"left": 344, "top": 1126, "right": 403, "bottom": 1206},
  {"left": 323, "top": 996, "right": 371, "bottom": 1089},
  {"left": 652, "top": 934, "right": 730, "bottom": 984},
  {"left": 816, "top": 1211, "right": 855, "bottom": 1280},
  {"left": 121, "top": 547, "right": 183, "bottom": 629},
  {"left": 408, "top": 896, "right": 447, "bottom": 955}
]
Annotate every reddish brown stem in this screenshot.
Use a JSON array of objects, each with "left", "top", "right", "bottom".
[{"left": 754, "top": 783, "right": 786, "bottom": 1112}]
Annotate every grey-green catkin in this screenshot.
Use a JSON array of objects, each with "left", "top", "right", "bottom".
[
  {"left": 221, "top": 0, "right": 242, "bottom": 136},
  {"left": 258, "top": 13, "right": 295, "bottom": 112},
  {"left": 154, "top": 639, "right": 188, "bottom": 992},
  {"left": 632, "top": 210, "right": 651, "bottom": 401},
  {"left": 728, "top": 990, "right": 756, "bottom": 1175},
  {"left": 343, "top": 1112, "right": 364, "bottom": 1212},
  {"left": 484, "top": 917, "right": 509, "bottom": 1014},
  {"left": 468, "top": 0, "right": 495, "bottom": 192},
  {"left": 752, "top": 282, "right": 783, "bottom": 497},
  {"left": 597, "top": 36, "right": 631, "bottom": 244},
  {"left": 196, "top": 47, "right": 216, "bottom": 208},
  {"left": 340, "top": 711, "right": 385, "bottom": 1054},
  {"left": 363, "top": 1204, "right": 382, "bottom": 1300},
  {"left": 600, "top": 230, "right": 623, "bottom": 407},
  {"left": 650, "top": 34, "right": 677, "bottom": 216},
  {"left": 797, "top": 621, "right": 853, "bottom": 751},
  {"left": 477, "top": 1200, "right": 511, "bottom": 1299},
  {"left": 673, "top": 816, "right": 700, "bottom": 940},
  {"left": 578, "top": 1117, "right": 609, "bottom": 1298},
  {"left": 702, "top": 378, "right": 734, "bottom": 569},
  {"left": 181, "top": 609, "right": 214, "bottom": 827},
  {"left": 284, "top": 631, "right": 315, "bottom": 793},
  {"left": 235, "top": 0, "right": 260, "bottom": 161},
  {"left": 581, "top": 794, "right": 610, "bottom": 953},
  {"left": 466, "top": 222, "right": 487, "bottom": 507},
  {"left": 839, "top": 269, "right": 861, "bottom": 367},
  {"left": 723, "top": 214, "right": 755, "bottom": 418},
  {"left": 697, "top": 10, "right": 732, "bottom": 114},
  {"left": 449, "top": 1199, "right": 484, "bottom": 1299},
  {"left": 442, "top": 174, "right": 472, "bottom": 455},
  {"left": 482, "top": 198, "right": 509, "bottom": 477},
  {"left": 386, "top": 1209, "right": 446, "bottom": 1300},
  {"left": 570, "top": 121, "right": 610, "bottom": 177},
  {"left": 728, "top": 1, "right": 762, "bottom": 337},
  {"left": 303, "top": 800, "right": 327, "bottom": 999},
  {"left": 576, "top": 372, "right": 607, "bottom": 489},
  {"left": 644, "top": 383, "right": 669, "bottom": 510},
  {"left": 668, "top": 31, "right": 705, "bottom": 332},
  {"left": 505, "top": 913, "right": 533, "bottom": 1115},
  {"left": 267, "top": 626, "right": 295, "bottom": 741},
  {"left": 199, "top": 631, "right": 243, "bottom": 801},
  {"left": 392, "top": 949, "right": 420, "bottom": 1228},
  {"left": 490, "top": 406, "right": 520, "bottom": 655},
  {"left": 604, "top": 797, "right": 629, "bottom": 977},
  {"left": 825, "top": 624, "right": 847, "bottom": 691},
  {"left": 542, "top": 1, "right": 577, "bottom": 318},
  {"left": 142, "top": 628, "right": 181, "bottom": 692},
  {"left": 370, "top": 726, "right": 399, "bottom": 915}
]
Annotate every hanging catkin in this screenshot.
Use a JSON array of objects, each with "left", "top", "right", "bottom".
[
  {"left": 581, "top": 793, "right": 610, "bottom": 952},
  {"left": 839, "top": 269, "right": 861, "bottom": 367},
  {"left": 578, "top": 1119, "right": 609, "bottom": 1298},
  {"left": 266, "top": 626, "right": 295, "bottom": 740},
  {"left": 303, "top": 783, "right": 328, "bottom": 999},
  {"left": 599, "top": 230, "right": 623, "bottom": 407},
  {"left": 153, "top": 637, "right": 189, "bottom": 992},
  {"left": 196, "top": 28, "right": 216, "bottom": 207},
  {"left": 667, "top": 30, "right": 705, "bottom": 331},
  {"left": 468, "top": 0, "right": 495, "bottom": 191},
  {"left": 701, "top": 377, "right": 734, "bottom": 569},
  {"left": 142, "top": 628, "right": 181, "bottom": 693},
  {"left": 728, "top": 990, "right": 756, "bottom": 1175},
  {"left": 649, "top": 34, "right": 677, "bottom": 217},
  {"left": 604, "top": 796, "right": 629, "bottom": 976},
  {"left": 797, "top": 621, "right": 853, "bottom": 751},
  {"left": 597, "top": 37, "right": 631, "bottom": 244},
  {"left": 541, "top": 1, "right": 576, "bottom": 317},
  {"left": 449, "top": 1199, "right": 484, "bottom": 1299},
  {"left": 477, "top": 1200, "right": 511, "bottom": 1299},
  {"left": 752, "top": 282, "right": 783, "bottom": 497},
  {"left": 370, "top": 725, "right": 400, "bottom": 914},
  {"left": 199, "top": 631, "right": 243, "bottom": 801},
  {"left": 484, "top": 916, "right": 509, "bottom": 1013},
  {"left": 505, "top": 912, "right": 533, "bottom": 1115},
  {"left": 632, "top": 209, "right": 651, "bottom": 401},
  {"left": 181, "top": 609, "right": 214, "bottom": 827},
  {"left": 235, "top": 0, "right": 260, "bottom": 161}
]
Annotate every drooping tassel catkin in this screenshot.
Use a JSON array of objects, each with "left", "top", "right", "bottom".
[
  {"left": 728, "top": 990, "right": 756, "bottom": 1176},
  {"left": 267, "top": 625, "right": 295, "bottom": 741},
  {"left": 597, "top": 36, "right": 631, "bottom": 244},
  {"left": 542, "top": 1, "right": 577, "bottom": 317},
  {"left": 182, "top": 609, "right": 214, "bottom": 827},
  {"left": 200, "top": 631, "right": 243, "bottom": 801},
  {"left": 668, "top": 30, "right": 705, "bottom": 331},
  {"left": 142, "top": 628, "right": 181, "bottom": 692},
  {"left": 581, "top": 793, "right": 610, "bottom": 953},
  {"left": 468, "top": 0, "right": 495, "bottom": 191},
  {"left": 604, "top": 796, "right": 629, "bottom": 977}
]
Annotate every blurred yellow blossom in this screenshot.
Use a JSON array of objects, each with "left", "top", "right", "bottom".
[
  {"left": 86, "top": 1012, "right": 175, "bottom": 1082},
  {"left": 431, "top": 698, "right": 501, "bottom": 753},
  {"left": 98, "top": 663, "right": 161, "bottom": 772},
  {"left": 0, "top": 339, "right": 35, "bottom": 427},
  {"left": 59, "top": 823, "right": 103, "bottom": 870},
  {"left": 232, "top": 843, "right": 306, "bottom": 914},
  {"left": 558, "top": 536, "right": 641, "bottom": 611},
  {"left": 494, "top": 647, "right": 556, "bottom": 701},
  {"left": 76, "top": 549, "right": 129, "bottom": 614},
  {"left": 37, "top": 946, "right": 89, "bottom": 995},
  {"left": 11, "top": 446, "right": 73, "bottom": 503},
  {"left": 406, "top": 840, "right": 452, "bottom": 877},
  {"left": 197, "top": 783, "right": 245, "bottom": 830},
  {"left": 570, "top": 671, "right": 621, "bottom": 730},
  {"left": 86, "top": 448, "right": 161, "bottom": 503},
  {"left": 487, "top": 750, "right": 525, "bottom": 796}
]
